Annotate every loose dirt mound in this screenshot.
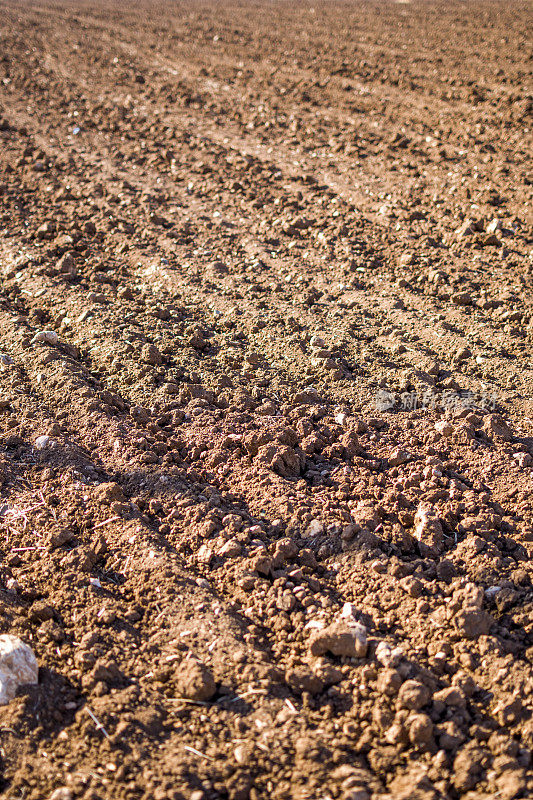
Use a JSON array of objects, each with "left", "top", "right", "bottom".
[{"left": 0, "top": 0, "right": 532, "bottom": 798}]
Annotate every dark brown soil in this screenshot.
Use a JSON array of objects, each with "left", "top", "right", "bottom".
[{"left": 0, "top": 1, "right": 532, "bottom": 798}]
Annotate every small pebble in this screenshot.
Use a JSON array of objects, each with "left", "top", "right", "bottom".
[
  {"left": 31, "top": 330, "right": 59, "bottom": 346},
  {"left": 48, "top": 790, "right": 73, "bottom": 800},
  {"left": 0, "top": 635, "right": 38, "bottom": 705},
  {"left": 34, "top": 435, "right": 52, "bottom": 450},
  {"left": 309, "top": 620, "right": 367, "bottom": 658},
  {"left": 375, "top": 641, "right": 403, "bottom": 668},
  {"left": 305, "top": 519, "right": 324, "bottom": 537}
]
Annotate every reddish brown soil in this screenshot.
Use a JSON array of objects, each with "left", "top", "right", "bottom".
[{"left": 0, "top": 1, "right": 532, "bottom": 798}]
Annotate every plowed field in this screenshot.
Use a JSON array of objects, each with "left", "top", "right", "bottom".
[{"left": 0, "top": 1, "right": 532, "bottom": 799}]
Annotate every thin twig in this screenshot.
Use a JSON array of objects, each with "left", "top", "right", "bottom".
[
  {"left": 85, "top": 707, "right": 110, "bottom": 739},
  {"left": 236, "top": 688, "right": 268, "bottom": 698},
  {"left": 93, "top": 515, "right": 120, "bottom": 530},
  {"left": 184, "top": 745, "right": 213, "bottom": 760},
  {"left": 167, "top": 697, "right": 209, "bottom": 706},
  {"left": 284, "top": 698, "right": 298, "bottom": 713},
  {"left": 223, "top": 688, "right": 268, "bottom": 703}
]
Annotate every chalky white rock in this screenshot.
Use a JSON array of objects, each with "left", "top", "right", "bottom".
[
  {"left": 0, "top": 635, "right": 38, "bottom": 704},
  {"left": 34, "top": 435, "right": 52, "bottom": 450},
  {"left": 31, "top": 330, "right": 59, "bottom": 346}
]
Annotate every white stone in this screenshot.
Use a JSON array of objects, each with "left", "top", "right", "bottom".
[
  {"left": 435, "top": 419, "right": 453, "bottom": 436},
  {"left": 341, "top": 602, "right": 359, "bottom": 621},
  {"left": 486, "top": 218, "right": 502, "bottom": 234},
  {"left": 304, "top": 619, "right": 326, "bottom": 631},
  {"left": 49, "top": 789, "right": 73, "bottom": 800},
  {"left": 196, "top": 544, "right": 213, "bottom": 565},
  {"left": 234, "top": 743, "right": 250, "bottom": 765},
  {"left": 31, "top": 330, "right": 59, "bottom": 346},
  {"left": 513, "top": 452, "right": 532, "bottom": 468},
  {"left": 413, "top": 503, "right": 444, "bottom": 556},
  {"left": 375, "top": 641, "right": 403, "bottom": 668},
  {"left": 0, "top": 635, "right": 38, "bottom": 704},
  {"left": 304, "top": 519, "right": 324, "bottom": 537},
  {"left": 34, "top": 435, "right": 52, "bottom": 450}
]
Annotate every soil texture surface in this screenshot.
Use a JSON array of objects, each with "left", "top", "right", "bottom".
[{"left": 0, "top": 1, "right": 532, "bottom": 798}]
